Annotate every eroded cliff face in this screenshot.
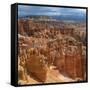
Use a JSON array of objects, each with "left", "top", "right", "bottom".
[{"left": 18, "top": 19, "right": 86, "bottom": 85}]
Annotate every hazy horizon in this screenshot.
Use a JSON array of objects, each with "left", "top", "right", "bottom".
[{"left": 18, "top": 5, "right": 86, "bottom": 22}]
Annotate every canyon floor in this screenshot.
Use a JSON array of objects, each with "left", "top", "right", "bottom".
[{"left": 19, "top": 65, "right": 75, "bottom": 85}]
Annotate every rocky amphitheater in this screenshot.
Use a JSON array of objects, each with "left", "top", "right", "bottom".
[{"left": 18, "top": 18, "right": 87, "bottom": 85}]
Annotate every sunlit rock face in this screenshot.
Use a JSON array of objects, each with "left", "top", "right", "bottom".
[{"left": 18, "top": 18, "right": 86, "bottom": 85}]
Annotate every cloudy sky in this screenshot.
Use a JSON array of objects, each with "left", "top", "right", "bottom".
[{"left": 18, "top": 5, "right": 86, "bottom": 17}]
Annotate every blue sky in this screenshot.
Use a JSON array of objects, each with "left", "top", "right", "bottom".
[{"left": 18, "top": 5, "right": 86, "bottom": 17}]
